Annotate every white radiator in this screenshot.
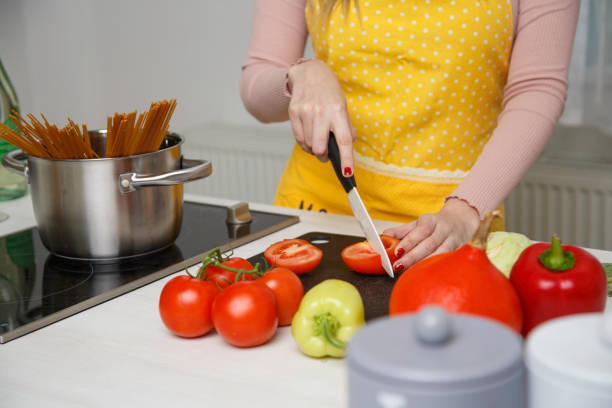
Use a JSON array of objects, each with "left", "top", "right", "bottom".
[
  {"left": 181, "top": 123, "right": 612, "bottom": 251},
  {"left": 505, "top": 126, "right": 612, "bottom": 250},
  {"left": 505, "top": 165, "right": 612, "bottom": 250},
  {"left": 180, "top": 123, "right": 294, "bottom": 205}
]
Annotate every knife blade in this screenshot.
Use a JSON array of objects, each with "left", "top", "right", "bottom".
[{"left": 327, "top": 132, "right": 395, "bottom": 278}]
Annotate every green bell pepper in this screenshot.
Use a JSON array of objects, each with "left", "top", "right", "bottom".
[{"left": 291, "top": 279, "right": 365, "bottom": 358}]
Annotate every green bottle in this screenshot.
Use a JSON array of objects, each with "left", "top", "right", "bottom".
[{"left": 0, "top": 58, "right": 27, "bottom": 201}]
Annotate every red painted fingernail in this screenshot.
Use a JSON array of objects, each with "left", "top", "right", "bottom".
[
  {"left": 344, "top": 167, "right": 352, "bottom": 176},
  {"left": 396, "top": 247, "right": 405, "bottom": 257},
  {"left": 394, "top": 263, "right": 404, "bottom": 273}
]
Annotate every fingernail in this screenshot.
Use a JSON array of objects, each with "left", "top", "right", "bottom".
[
  {"left": 344, "top": 167, "right": 352, "bottom": 176},
  {"left": 396, "top": 247, "right": 405, "bottom": 258},
  {"left": 394, "top": 263, "right": 404, "bottom": 273}
]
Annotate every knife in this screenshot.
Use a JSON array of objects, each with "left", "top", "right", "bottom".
[{"left": 327, "top": 132, "right": 395, "bottom": 278}]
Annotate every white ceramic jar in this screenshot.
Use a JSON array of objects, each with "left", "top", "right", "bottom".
[
  {"left": 347, "top": 307, "right": 525, "bottom": 408},
  {"left": 525, "top": 310, "right": 612, "bottom": 408}
]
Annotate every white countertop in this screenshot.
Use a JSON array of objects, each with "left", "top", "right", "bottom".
[{"left": 0, "top": 193, "right": 610, "bottom": 408}]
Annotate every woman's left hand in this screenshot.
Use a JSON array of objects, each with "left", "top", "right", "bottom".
[{"left": 383, "top": 198, "right": 481, "bottom": 273}]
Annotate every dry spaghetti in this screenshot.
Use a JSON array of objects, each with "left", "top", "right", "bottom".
[{"left": 0, "top": 99, "right": 177, "bottom": 159}]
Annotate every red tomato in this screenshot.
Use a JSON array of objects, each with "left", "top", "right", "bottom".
[
  {"left": 203, "top": 257, "right": 255, "bottom": 289},
  {"left": 341, "top": 235, "right": 399, "bottom": 275},
  {"left": 212, "top": 281, "right": 278, "bottom": 347},
  {"left": 264, "top": 239, "right": 323, "bottom": 275},
  {"left": 159, "top": 275, "right": 220, "bottom": 338},
  {"left": 258, "top": 267, "right": 304, "bottom": 326}
]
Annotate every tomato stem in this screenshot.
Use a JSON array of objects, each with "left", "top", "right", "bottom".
[
  {"left": 538, "top": 235, "right": 575, "bottom": 272},
  {"left": 196, "top": 248, "right": 222, "bottom": 279},
  {"left": 214, "top": 262, "right": 265, "bottom": 281},
  {"left": 196, "top": 247, "right": 237, "bottom": 279},
  {"left": 195, "top": 247, "right": 266, "bottom": 282},
  {"left": 313, "top": 313, "right": 346, "bottom": 350},
  {"left": 185, "top": 267, "right": 197, "bottom": 279},
  {"left": 262, "top": 257, "right": 272, "bottom": 271}
]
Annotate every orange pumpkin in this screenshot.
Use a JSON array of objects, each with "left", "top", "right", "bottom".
[{"left": 389, "top": 212, "right": 523, "bottom": 334}]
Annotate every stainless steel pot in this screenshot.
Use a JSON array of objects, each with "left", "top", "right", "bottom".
[{"left": 1, "top": 130, "right": 211, "bottom": 260}]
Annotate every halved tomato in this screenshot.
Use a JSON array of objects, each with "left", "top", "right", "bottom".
[
  {"left": 264, "top": 239, "right": 323, "bottom": 275},
  {"left": 341, "top": 234, "right": 399, "bottom": 275}
]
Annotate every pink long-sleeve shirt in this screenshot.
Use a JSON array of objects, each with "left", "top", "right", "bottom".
[{"left": 239, "top": 0, "right": 579, "bottom": 218}]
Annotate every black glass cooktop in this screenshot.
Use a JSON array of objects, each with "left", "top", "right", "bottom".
[{"left": 0, "top": 201, "right": 298, "bottom": 343}]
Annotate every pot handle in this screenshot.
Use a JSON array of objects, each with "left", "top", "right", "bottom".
[
  {"left": 1, "top": 150, "right": 29, "bottom": 180},
  {"left": 119, "top": 158, "right": 212, "bottom": 193}
]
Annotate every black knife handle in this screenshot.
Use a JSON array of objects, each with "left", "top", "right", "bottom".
[{"left": 328, "top": 132, "right": 356, "bottom": 193}]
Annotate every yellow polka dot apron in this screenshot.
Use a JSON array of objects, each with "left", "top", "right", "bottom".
[{"left": 275, "top": 0, "right": 513, "bottom": 229}]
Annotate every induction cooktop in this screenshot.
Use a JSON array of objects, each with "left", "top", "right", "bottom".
[{"left": 0, "top": 201, "right": 298, "bottom": 343}]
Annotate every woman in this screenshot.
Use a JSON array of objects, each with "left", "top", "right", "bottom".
[{"left": 240, "top": 0, "right": 579, "bottom": 272}]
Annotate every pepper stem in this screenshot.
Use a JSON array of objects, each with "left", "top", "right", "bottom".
[
  {"left": 468, "top": 210, "right": 500, "bottom": 250},
  {"left": 313, "top": 313, "right": 346, "bottom": 350},
  {"left": 538, "top": 235, "right": 575, "bottom": 272}
]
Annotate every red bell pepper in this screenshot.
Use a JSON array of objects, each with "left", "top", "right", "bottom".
[{"left": 509, "top": 235, "right": 608, "bottom": 336}]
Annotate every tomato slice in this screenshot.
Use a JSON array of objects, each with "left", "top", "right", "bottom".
[
  {"left": 341, "top": 234, "right": 399, "bottom": 275},
  {"left": 264, "top": 239, "right": 323, "bottom": 275}
]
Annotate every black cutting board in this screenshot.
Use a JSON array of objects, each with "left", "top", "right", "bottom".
[{"left": 248, "top": 232, "right": 396, "bottom": 321}]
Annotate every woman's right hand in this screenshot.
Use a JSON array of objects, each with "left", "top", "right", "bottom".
[{"left": 287, "top": 59, "right": 356, "bottom": 176}]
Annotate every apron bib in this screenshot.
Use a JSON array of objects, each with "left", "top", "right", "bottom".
[{"left": 275, "top": 0, "right": 512, "bottom": 229}]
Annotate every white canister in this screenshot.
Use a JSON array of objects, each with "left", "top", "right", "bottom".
[
  {"left": 347, "top": 307, "right": 525, "bottom": 408},
  {"left": 525, "top": 310, "right": 612, "bottom": 408}
]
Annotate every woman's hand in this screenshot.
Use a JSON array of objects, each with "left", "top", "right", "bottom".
[
  {"left": 383, "top": 198, "right": 481, "bottom": 272},
  {"left": 287, "top": 59, "right": 356, "bottom": 176}
]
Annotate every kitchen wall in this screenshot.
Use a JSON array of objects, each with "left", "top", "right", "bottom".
[{"left": 0, "top": 0, "right": 292, "bottom": 133}]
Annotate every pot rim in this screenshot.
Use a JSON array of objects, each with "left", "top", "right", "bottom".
[{"left": 26, "top": 130, "right": 183, "bottom": 163}]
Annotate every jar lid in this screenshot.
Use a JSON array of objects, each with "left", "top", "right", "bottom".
[
  {"left": 525, "top": 312, "right": 612, "bottom": 394},
  {"left": 347, "top": 307, "right": 523, "bottom": 391}
]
